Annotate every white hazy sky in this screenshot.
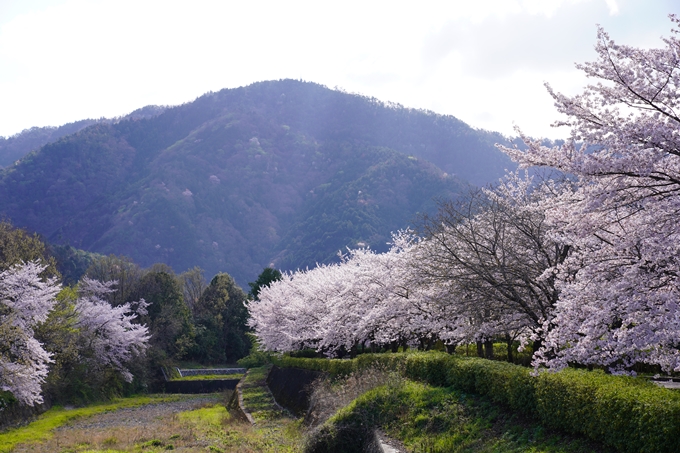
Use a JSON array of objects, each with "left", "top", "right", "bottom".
[{"left": 0, "top": 0, "right": 677, "bottom": 139}]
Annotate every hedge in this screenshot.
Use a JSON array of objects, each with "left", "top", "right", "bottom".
[{"left": 273, "top": 352, "right": 680, "bottom": 453}]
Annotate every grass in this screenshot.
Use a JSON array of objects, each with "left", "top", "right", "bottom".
[
  {"left": 3, "top": 392, "right": 303, "bottom": 453},
  {"left": 2, "top": 362, "right": 616, "bottom": 453},
  {"left": 309, "top": 378, "right": 614, "bottom": 453},
  {"left": 239, "top": 365, "right": 289, "bottom": 423},
  {"left": 0, "top": 395, "right": 180, "bottom": 453},
  {"left": 179, "top": 403, "right": 302, "bottom": 453}
]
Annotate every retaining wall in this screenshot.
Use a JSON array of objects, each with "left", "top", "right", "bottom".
[
  {"left": 163, "top": 379, "right": 239, "bottom": 393},
  {"left": 178, "top": 368, "right": 245, "bottom": 377},
  {"left": 266, "top": 365, "right": 325, "bottom": 416}
]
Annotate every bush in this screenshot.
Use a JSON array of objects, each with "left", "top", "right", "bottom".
[
  {"left": 237, "top": 333, "right": 272, "bottom": 368},
  {"left": 237, "top": 351, "right": 271, "bottom": 368},
  {"left": 535, "top": 369, "right": 680, "bottom": 453},
  {"left": 278, "top": 351, "right": 680, "bottom": 453}
]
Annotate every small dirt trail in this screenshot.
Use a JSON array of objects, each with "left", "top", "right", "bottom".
[
  {"left": 56, "top": 394, "right": 220, "bottom": 431},
  {"left": 12, "top": 394, "right": 223, "bottom": 453}
]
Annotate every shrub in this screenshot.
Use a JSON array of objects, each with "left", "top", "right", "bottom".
[
  {"left": 278, "top": 351, "right": 680, "bottom": 453},
  {"left": 236, "top": 333, "right": 272, "bottom": 368},
  {"left": 535, "top": 369, "right": 680, "bottom": 453}
]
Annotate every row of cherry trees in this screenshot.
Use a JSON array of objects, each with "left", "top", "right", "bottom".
[
  {"left": 251, "top": 232, "right": 447, "bottom": 356},
  {"left": 250, "top": 16, "right": 680, "bottom": 374},
  {"left": 250, "top": 174, "right": 565, "bottom": 359}
]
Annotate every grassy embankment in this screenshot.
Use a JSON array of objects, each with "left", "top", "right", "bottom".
[
  {"left": 309, "top": 377, "right": 616, "bottom": 452},
  {"left": 0, "top": 367, "right": 302, "bottom": 453},
  {"left": 303, "top": 363, "right": 614, "bottom": 453},
  {"left": 277, "top": 351, "right": 680, "bottom": 453},
  {"left": 3, "top": 358, "right": 659, "bottom": 452}
]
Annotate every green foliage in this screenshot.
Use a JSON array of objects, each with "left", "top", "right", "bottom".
[
  {"left": 191, "top": 273, "right": 250, "bottom": 363},
  {"left": 34, "top": 286, "right": 88, "bottom": 404},
  {"left": 534, "top": 369, "right": 680, "bottom": 453},
  {"left": 279, "top": 352, "right": 680, "bottom": 453},
  {"left": 132, "top": 270, "right": 195, "bottom": 362},
  {"left": 237, "top": 334, "right": 273, "bottom": 368},
  {"left": 0, "top": 221, "right": 58, "bottom": 277},
  {"left": 248, "top": 267, "right": 282, "bottom": 300},
  {"left": 49, "top": 244, "right": 103, "bottom": 285}
]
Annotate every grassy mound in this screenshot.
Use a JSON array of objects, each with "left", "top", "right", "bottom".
[{"left": 277, "top": 352, "right": 680, "bottom": 453}]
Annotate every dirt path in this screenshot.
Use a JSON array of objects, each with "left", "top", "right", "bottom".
[
  {"left": 12, "top": 394, "right": 224, "bottom": 453},
  {"left": 56, "top": 395, "right": 220, "bottom": 431}
]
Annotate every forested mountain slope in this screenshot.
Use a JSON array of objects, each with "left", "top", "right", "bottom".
[
  {"left": 0, "top": 119, "right": 100, "bottom": 168},
  {"left": 0, "top": 106, "right": 167, "bottom": 168},
  {"left": 0, "top": 80, "right": 513, "bottom": 285}
]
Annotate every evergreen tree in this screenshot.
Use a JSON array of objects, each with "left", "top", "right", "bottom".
[
  {"left": 193, "top": 273, "right": 249, "bottom": 363},
  {"left": 248, "top": 267, "right": 282, "bottom": 300}
]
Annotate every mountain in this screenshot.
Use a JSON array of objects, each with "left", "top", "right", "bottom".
[
  {"left": 0, "top": 119, "right": 100, "bottom": 168},
  {"left": 0, "top": 80, "right": 514, "bottom": 286},
  {"left": 0, "top": 106, "right": 167, "bottom": 169}
]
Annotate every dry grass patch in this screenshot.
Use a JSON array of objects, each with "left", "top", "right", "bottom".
[{"left": 6, "top": 393, "right": 302, "bottom": 453}]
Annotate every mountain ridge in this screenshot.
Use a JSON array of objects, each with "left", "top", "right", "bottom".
[{"left": 0, "top": 80, "right": 515, "bottom": 286}]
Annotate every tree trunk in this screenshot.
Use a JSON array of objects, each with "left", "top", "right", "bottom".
[
  {"left": 505, "top": 334, "right": 513, "bottom": 363},
  {"left": 400, "top": 337, "right": 408, "bottom": 352},
  {"left": 484, "top": 339, "right": 494, "bottom": 359},
  {"left": 425, "top": 337, "right": 435, "bottom": 351},
  {"left": 445, "top": 343, "right": 456, "bottom": 354},
  {"left": 476, "top": 340, "right": 484, "bottom": 358}
]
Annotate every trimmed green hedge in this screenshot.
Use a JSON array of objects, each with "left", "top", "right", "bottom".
[{"left": 274, "top": 352, "right": 680, "bottom": 453}]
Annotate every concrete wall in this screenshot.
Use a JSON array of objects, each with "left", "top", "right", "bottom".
[
  {"left": 163, "top": 379, "right": 239, "bottom": 393},
  {"left": 266, "top": 365, "right": 325, "bottom": 417}
]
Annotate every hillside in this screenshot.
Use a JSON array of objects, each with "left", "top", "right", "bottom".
[
  {"left": 0, "top": 106, "right": 167, "bottom": 168},
  {"left": 0, "top": 80, "right": 514, "bottom": 285},
  {"left": 0, "top": 119, "right": 99, "bottom": 168}
]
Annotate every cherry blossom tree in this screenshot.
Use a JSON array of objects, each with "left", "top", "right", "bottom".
[
  {"left": 413, "top": 173, "right": 571, "bottom": 359},
  {"left": 0, "top": 261, "right": 60, "bottom": 406},
  {"left": 499, "top": 16, "right": 680, "bottom": 373},
  {"left": 75, "top": 278, "right": 150, "bottom": 382},
  {"left": 249, "top": 233, "right": 463, "bottom": 356},
  {"left": 249, "top": 261, "right": 349, "bottom": 353}
]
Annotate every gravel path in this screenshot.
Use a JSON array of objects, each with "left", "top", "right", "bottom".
[
  {"left": 55, "top": 394, "right": 222, "bottom": 431},
  {"left": 11, "top": 394, "right": 227, "bottom": 453}
]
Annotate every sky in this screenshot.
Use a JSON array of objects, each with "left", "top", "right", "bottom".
[{"left": 0, "top": 0, "right": 677, "bottom": 140}]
